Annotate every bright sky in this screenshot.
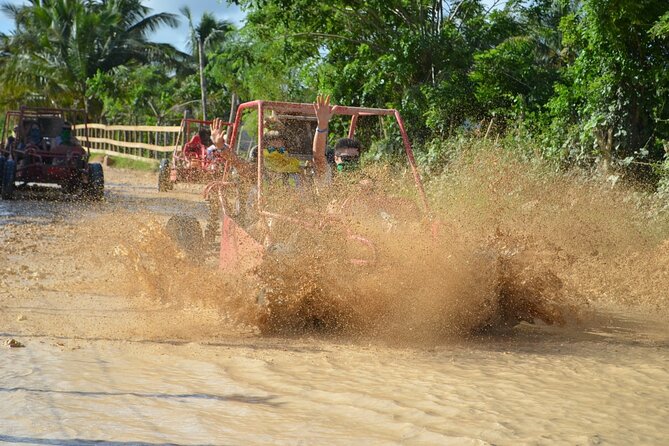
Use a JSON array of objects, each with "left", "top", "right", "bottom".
[{"left": 0, "top": 0, "right": 245, "bottom": 52}]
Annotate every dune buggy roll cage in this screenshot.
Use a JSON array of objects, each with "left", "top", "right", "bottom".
[
  {"left": 225, "top": 101, "right": 430, "bottom": 213},
  {"left": 1, "top": 106, "right": 90, "bottom": 155}
]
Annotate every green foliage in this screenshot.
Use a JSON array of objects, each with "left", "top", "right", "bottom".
[
  {"left": 0, "top": 0, "right": 182, "bottom": 113},
  {"left": 545, "top": 0, "right": 669, "bottom": 170},
  {"left": 87, "top": 66, "right": 180, "bottom": 124},
  {"left": 470, "top": 36, "right": 557, "bottom": 121},
  {"left": 227, "top": 0, "right": 559, "bottom": 140},
  {"left": 650, "top": 11, "right": 669, "bottom": 38},
  {"left": 1, "top": 0, "right": 668, "bottom": 191},
  {"left": 207, "top": 7, "right": 318, "bottom": 104}
]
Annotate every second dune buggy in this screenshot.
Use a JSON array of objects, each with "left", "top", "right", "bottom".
[
  {"left": 0, "top": 107, "right": 103, "bottom": 200},
  {"left": 158, "top": 118, "right": 233, "bottom": 192}
]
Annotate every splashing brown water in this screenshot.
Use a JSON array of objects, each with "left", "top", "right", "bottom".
[
  {"left": 2, "top": 164, "right": 667, "bottom": 444},
  {"left": 97, "top": 148, "right": 667, "bottom": 343},
  {"left": 30, "top": 150, "right": 663, "bottom": 343}
]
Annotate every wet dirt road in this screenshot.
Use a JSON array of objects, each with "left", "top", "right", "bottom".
[{"left": 1, "top": 168, "right": 668, "bottom": 445}]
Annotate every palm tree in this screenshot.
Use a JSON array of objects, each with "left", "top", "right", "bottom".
[
  {"left": 180, "top": 6, "right": 232, "bottom": 121},
  {"left": 0, "top": 0, "right": 181, "bottom": 113}
]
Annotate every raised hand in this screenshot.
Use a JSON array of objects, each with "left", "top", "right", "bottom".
[
  {"left": 211, "top": 117, "right": 228, "bottom": 149},
  {"left": 313, "top": 94, "right": 339, "bottom": 130}
]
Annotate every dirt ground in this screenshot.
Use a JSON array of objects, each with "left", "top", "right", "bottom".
[{"left": 1, "top": 167, "right": 668, "bottom": 445}]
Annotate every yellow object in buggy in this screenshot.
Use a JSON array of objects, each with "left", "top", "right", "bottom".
[{"left": 263, "top": 148, "right": 301, "bottom": 174}]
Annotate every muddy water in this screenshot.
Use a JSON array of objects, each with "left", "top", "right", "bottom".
[
  {"left": 2, "top": 317, "right": 669, "bottom": 445},
  {"left": 1, "top": 167, "right": 669, "bottom": 445}
]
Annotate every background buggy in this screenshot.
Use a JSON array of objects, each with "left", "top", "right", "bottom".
[
  {"left": 158, "top": 118, "right": 232, "bottom": 191},
  {"left": 0, "top": 107, "right": 103, "bottom": 200}
]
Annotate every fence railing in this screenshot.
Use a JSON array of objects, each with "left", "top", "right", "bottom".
[{"left": 74, "top": 123, "right": 182, "bottom": 161}]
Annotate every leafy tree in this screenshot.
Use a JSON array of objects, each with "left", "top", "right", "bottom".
[
  {"left": 468, "top": 1, "right": 573, "bottom": 129},
  {"left": 229, "top": 0, "right": 522, "bottom": 139},
  {"left": 87, "top": 65, "right": 182, "bottom": 125},
  {"left": 546, "top": 0, "right": 669, "bottom": 170},
  {"left": 0, "top": 0, "right": 181, "bottom": 115}
]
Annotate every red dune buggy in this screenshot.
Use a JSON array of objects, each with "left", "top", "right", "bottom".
[
  {"left": 0, "top": 107, "right": 103, "bottom": 200},
  {"left": 164, "top": 101, "right": 568, "bottom": 332},
  {"left": 166, "top": 100, "right": 428, "bottom": 266},
  {"left": 158, "top": 118, "right": 233, "bottom": 191}
]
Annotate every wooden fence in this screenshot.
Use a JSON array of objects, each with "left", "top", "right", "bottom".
[{"left": 74, "top": 123, "right": 182, "bottom": 161}]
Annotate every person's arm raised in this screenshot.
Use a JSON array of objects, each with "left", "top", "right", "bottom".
[
  {"left": 211, "top": 117, "right": 254, "bottom": 179},
  {"left": 312, "top": 94, "right": 338, "bottom": 177}
]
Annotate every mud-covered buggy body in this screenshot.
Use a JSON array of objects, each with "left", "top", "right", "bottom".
[
  {"left": 158, "top": 118, "right": 232, "bottom": 191},
  {"left": 0, "top": 107, "right": 103, "bottom": 200}
]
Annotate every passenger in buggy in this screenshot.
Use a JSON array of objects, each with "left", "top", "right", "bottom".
[
  {"left": 7, "top": 125, "right": 18, "bottom": 149},
  {"left": 27, "top": 123, "right": 42, "bottom": 147},
  {"left": 312, "top": 94, "right": 363, "bottom": 179},
  {"left": 55, "top": 122, "right": 74, "bottom": 146}
]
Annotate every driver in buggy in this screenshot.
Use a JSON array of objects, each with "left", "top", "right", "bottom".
[
  {"left": 6, "top": 125, "right": 19, "bottom": 152},
  {"left": 204, "top": 126, "right": 302, "bottom": 242},
  {"left": 184, "top": 127, "right": 212, "bottom": 160}
]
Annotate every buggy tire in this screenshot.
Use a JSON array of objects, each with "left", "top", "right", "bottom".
[
  {"left": 158, "top": 159, "right": 172, "bottom": 192},
  {"left": 2, "top": 159, "right": 16, "bottom": 200},
  {"left": 85, "top": 163, "right": 104, "bottom": 200},
  {"left": 165, "top": 214, "right": 204, "bottom": 259}
]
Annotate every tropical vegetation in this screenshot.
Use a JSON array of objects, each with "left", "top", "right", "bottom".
[{"left": 0, "top": 0, "right": 667, "bottom": 186}]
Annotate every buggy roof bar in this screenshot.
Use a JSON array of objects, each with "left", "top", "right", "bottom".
[
  {"left": 237, "top": 100, "right": 397, "bottom": 116},
  {"left": 15, "top": 106, "right": 87, "bottom": 114},
  {"left": 183, "top": 119, "right": 214, "bottom": 125}
]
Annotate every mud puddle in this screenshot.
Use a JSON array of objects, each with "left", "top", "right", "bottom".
[{"left": 2, "top": 312, "right": 668, "bottom": 445}]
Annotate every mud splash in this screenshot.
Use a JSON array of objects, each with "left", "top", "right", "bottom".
[
  {"left": 47, "top": 151, "right": 668, "bottom": 343},
  {"left": 246, "top": 151, "right": 667, "bottom": 339},
  {"left": 2, "top": 165, "right": 668, "bottom": 445}
]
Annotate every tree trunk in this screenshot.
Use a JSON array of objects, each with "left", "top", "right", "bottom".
[
  {"left": 227, "top": 91, "right": 238, "bottom": 138},
  {"left": 596, "top": 126, "right": 614, "bottom": 174},
  {"left": 199, "top": 40, "right": 208, "bottom": 121},
  {"left": 81, "top": 84, "right": 89, "bottom": 118}
]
